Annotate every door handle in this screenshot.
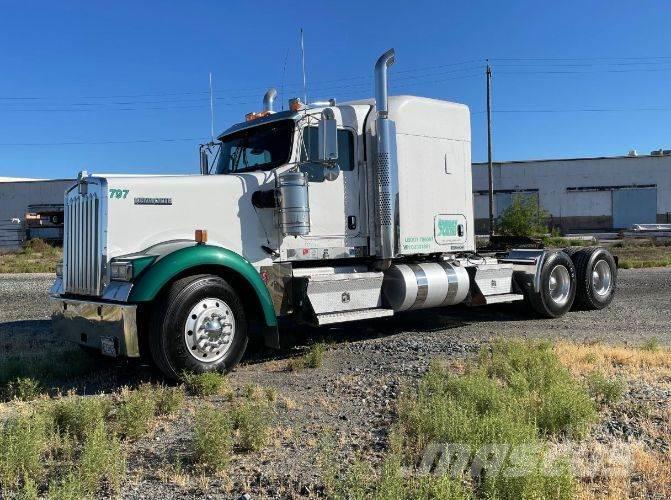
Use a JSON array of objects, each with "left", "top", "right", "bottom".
[{"left": 347, "top": 215, "right": 357, "bottom": 230}]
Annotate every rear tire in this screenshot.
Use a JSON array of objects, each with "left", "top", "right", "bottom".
[
  {"left": 149, "top": 274, "right": 248, "bottom": 380},
  {"left": 572, "top": 247, "right": 617, "bottom": 310},
  {"left": 526, "top": 251, "right": 577, "bottom": 318}
]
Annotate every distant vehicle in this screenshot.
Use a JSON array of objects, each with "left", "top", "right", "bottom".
[
  {"left": 50, "top": 49, "right": 617, "bottom": 379},
  {"left": 25, "top": 203, "right": 64, "bottom": 244}
]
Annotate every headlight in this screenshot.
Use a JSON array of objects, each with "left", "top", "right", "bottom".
[
  {"left": 56, "top": 261, "right": 63, "bottom": 278},
  {"left": 109, "top": 255, "right": 155, "bottom": 282},
  {"left": 110, "top": 261, "right": 133, "bottom": 281}
]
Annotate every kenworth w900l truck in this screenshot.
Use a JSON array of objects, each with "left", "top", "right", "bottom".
[{"left": 50, "top": 49, "right": 617, "bottom": 379}]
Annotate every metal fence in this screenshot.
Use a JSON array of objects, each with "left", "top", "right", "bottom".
[{"left": 0, "top": 218, "right": 24, "bottom": 251}]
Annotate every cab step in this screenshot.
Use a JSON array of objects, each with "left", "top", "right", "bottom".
[{"left": 315, "top": 308, "right": 394, "bottom": 325}]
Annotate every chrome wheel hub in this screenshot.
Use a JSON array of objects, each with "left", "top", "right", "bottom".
[
  {"left": 592, "top": 259, "right": 612, "bottom": 296},
  {"left": 184, "top": 297, "right": 235, "bottom": 363},
  {"left": 548, "top": 264, "right": 571, "bottom": 306}
]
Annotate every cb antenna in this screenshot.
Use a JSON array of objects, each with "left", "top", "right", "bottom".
[
  {"left": 300, "top": 28, "right": 307, "bottom": 104},
  {"left": 209, "top": 72, "right": 215, "bottom": 143}
]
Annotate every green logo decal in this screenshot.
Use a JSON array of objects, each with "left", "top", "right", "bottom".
[
  {"left": 437, "top": 219, "right": 458, "bottom": 237},
  {"left": 109, "top": 189, "right": 129, "bottom": 199}
]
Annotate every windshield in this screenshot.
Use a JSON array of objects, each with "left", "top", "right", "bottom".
[{"left": 214, "top": 119, "right": 294, "bottom": 174}]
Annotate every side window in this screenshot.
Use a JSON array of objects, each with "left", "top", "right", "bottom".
[{"left": 301, "top": 126, "right": 355, "bottom": 171}]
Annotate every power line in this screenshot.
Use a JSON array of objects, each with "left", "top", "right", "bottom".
[{"left": 0, "top": 137, "right": 207, "bottom": 147}]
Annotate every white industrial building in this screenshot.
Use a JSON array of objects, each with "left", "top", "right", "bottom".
[{"left": 472, "top": 153, "right": 671, "bottom": 234}]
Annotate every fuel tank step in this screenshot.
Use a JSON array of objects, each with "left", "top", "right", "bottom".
[{"left": 315, "top": 308, "right": 394, "bottom": 325}]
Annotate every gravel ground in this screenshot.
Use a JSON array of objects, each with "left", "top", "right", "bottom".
[{"left": 1, "top": 268, "right": 670, "bottom": 498}]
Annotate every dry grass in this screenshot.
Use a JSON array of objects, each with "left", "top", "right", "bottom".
[
  {"left": 608, "top": 238, "right": 671, "bottom": 268},
  {"left": 554, "top": 341, "right": 671, "bottom": 499},
  {"left": 0, "top": 239, "right": 62, "bottom": 273},
  {"left": 555, "top": 340, "right": 671, "bottom": 382}
]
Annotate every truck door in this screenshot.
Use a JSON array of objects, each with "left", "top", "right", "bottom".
[
  {"left": 279, "top": 117, "right": 365, "bottom": 261},
  {"left": 301, "top": 126, "right": 361, "bottom": 242}
]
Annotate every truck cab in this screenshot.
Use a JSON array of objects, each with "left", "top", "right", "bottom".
[{"left": 50, "top": 49, "right": 617, "bottom": 379}]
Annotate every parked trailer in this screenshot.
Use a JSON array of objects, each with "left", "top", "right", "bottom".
[{"left": 50, "top": 50, "right": 617, "bottom": 379}]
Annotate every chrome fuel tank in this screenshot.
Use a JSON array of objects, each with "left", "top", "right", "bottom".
[{"left": 382, "top": 261, "right": 470, "bottom": 311}]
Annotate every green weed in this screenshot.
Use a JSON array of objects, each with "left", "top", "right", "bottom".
[
  {"left": 192, "top": 406, "right": 233, "bottom": 472},
  {"left": 183, "top": 371, "right": 228, "bottom": 397},
  {"left": 586, "top": 372, "right": 625, "bottom": 406},
  {"left": 3, "top": 377, "right": 43, "bottom": 402}
]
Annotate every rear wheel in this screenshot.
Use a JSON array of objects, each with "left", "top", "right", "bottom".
[
  {"left": 526, "top": 251, "right": 577, "bottom": 318},
  {"left": 149, "top": 274, "right": 248, "bottom": 380},
  {"left": 572, "top": 247, "right": 617, "bottom": 310}
]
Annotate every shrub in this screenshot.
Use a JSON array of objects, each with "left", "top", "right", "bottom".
[
  {"left": 497, "top": 196, "right": 550, "bottom": 237},
  {"left": 183, "top": 371, "right": 228, "bottom": 397},
  {"left": 3, "top": 377, "right": 43, "bottom": 402},
  {"left": 0, "top": 412, "right": 49, "bottom": 491},
  {"left": 288, "top": 343, "right": 327, "bottom": 371},
  {"left": 47, "top": 472, "right": 84, "bottom": 500},
  {"left": 642, "top": 337, "right": 661, "bottom": 353},
  {"left": 51, "top": 396, "right": 111, "bottom": 440},
  {"left": 154, "top": 385, "right": 185, "bottom": 416},
  {"left": 115, "top": 387, "right": 157, "bottom": 439},
  {"left": 320, "top": 447, "right": 470, "bottom": 500},
  {"left": 391, "top": 340, "right": 595, "bottom": 498},
  {"left": 231, "top": 400, "right": 272, "bottom": 452},
  {"left": 193, "top": 406, "right": 233, "bottom": 472},
  {"left": 77, "top": 421, "right": 125, "bottom": 495},
  {"left": 586, "top": 372, "right": 625, "bottom": 406}
]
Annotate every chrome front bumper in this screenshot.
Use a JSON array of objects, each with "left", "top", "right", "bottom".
[{"left": 50, "top": 297, "right": 140, "bottom": 357}]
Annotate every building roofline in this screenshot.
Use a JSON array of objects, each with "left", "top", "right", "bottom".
[
  {"left": 0, "top": 178, "right": 75, "bottom": 184},
  {"left": 472, "top": 153, "right": 671, "bottom": 166}
]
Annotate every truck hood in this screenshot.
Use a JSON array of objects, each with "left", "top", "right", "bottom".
[{"left": 101, "top": 173, "right": 276, "bottom": 266}]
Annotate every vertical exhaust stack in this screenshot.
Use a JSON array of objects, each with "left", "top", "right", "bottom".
[
  {"left": 374, "top": 49, "right": 399, "bottom": 262},
  {"left": 263, "top": 88, "right": 278, "bottom": 112}
]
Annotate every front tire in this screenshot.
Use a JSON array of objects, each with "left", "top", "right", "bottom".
[
  {"left": 149, "top": 274, "right": 248, "bottom": 380},
  {"left": 526, "top": 251, "right": 577, "bottom": 318}
]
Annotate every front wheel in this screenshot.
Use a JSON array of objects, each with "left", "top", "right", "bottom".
[
  {"left": 526, "top": 251, "right": 577, "bottom": 318},
  {"left": 149, "top": 274, "right": 248, "bottom": 380}
]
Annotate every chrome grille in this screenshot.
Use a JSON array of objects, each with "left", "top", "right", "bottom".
[{"left": 63, "top": 192, "right": 102, "bottom": 295}]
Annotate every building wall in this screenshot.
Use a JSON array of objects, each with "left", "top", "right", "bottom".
[{"left": 472, "top": 155, "right": 671, "bottom": 233}]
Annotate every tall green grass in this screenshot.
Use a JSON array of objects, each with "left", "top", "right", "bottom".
[{"left": 322, "top": 340, "right": 596, "bottom": 499}]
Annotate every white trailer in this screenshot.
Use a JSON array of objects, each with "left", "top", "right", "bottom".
[{"left": 50, "top": 50, "right": 617, "bottom": 379}]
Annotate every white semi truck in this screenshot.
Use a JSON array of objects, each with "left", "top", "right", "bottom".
[{"left": 50, "top": 49, "right": 617, "bottom": 379}]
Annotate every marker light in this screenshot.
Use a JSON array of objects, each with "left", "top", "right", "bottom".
[
  {"left": 289, "top": 98, "right": 304, "bottom": 112},
  {"left": 195, "top": 229, "right": 208, "bottom": 244},
  {"left": 245, "top": 110, "right": 271, "bottom": 122}
]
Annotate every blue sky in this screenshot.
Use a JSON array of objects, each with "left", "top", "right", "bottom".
[{"left": 1, "top": 1, "right": 670, "bottom": 178}]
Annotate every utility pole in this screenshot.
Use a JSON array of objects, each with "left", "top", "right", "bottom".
[{"left": 486, "top": 62, "right": 495, "bottom": 236}]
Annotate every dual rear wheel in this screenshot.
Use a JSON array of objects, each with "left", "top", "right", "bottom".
[{"left": 526, "top": 247, "right": 616, "bottom": 318}]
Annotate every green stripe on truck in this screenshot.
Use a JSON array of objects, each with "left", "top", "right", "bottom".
[{"left": 128, "top": 244, "right": 277, "bottom": 327}]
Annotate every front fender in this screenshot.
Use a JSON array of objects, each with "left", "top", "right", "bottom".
[{"left": 128, "top": 244, "right": 277, "bottom": 328}]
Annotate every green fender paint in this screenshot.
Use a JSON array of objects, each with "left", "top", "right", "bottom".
[{"left": 128, "top": 244, "right": 277, "bottom": 327}]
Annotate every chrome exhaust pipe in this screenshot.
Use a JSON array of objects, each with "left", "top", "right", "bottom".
[
  {"left": 263, "top": 88, "right": 278, "bottom": 112},
  {"left": 374, "top": 49, "right": 398, "bottom": 262}
]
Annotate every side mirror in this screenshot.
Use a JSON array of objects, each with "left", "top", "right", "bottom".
[
  {"left": 318, "top": 108, "right": 338, "bottom": 162},
  {"left": 199, "top": 147, "right": 210, "bottom": 175}
]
